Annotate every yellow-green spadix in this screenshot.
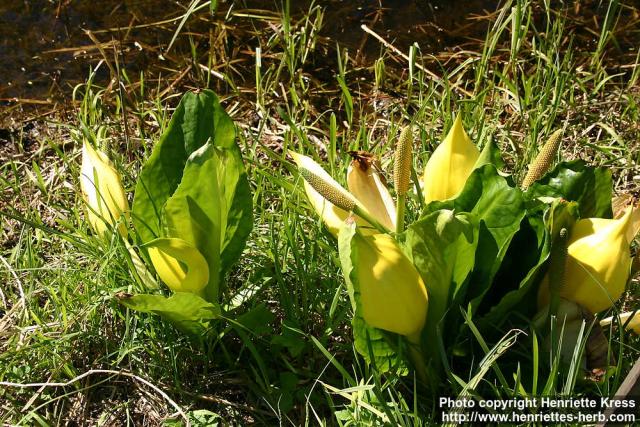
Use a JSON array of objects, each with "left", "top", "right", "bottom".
[
  {"left": 146, "top": 237, "right": 209, "bottom": 294},
  {"left": 538, "top": 207, "right": 636, "bottom": 313},
  {"left": 80, "top": 142, "right": 129, "bottom": 237},
  {"left": 422, "top": 114, "right": 480, "bottom": 203},
  {"left": 353, "top": 233, "right": 428, "bottom": 337},
  {"left": 290, "top": 152, "right": 391, "bottom": 235}
]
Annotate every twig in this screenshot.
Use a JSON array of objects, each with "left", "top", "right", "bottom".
[
  {"left": 0, "top": 256, "right": 26, "bottom": 319},
  {"left": 181, "top": 389, "right": 272, "bottom": 417},
  {"left": 597, "top": 357, "right": 640, "bottom": 427},
  {"left": 360, "top": 24, "right": 473, "bottom": 97},
  {"left": 198, "top": 63, "right": 226, "bottom": 81},
  {"left": 0, "top": 369, "right": 190, "bottom": 426},
  {"left": 159, "top": 65, "right": 193, "bottom": 99},
  {"left": 84, "top": 31, "right": 118, "bottom": 81}
]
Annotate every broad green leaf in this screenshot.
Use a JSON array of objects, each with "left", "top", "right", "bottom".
[
  {"left": 271, "top": 320, "right": 306, "bottom": 357},
  {"left": 475, "top": 216, "right": 549, "bottom": 331},
  {"left": 338, "top": 221, "right": 407, "bottom": 373},
  {"left": 117, "top": 292, "right": 221, "bottom": 336},
  {"left": 235, "top": 304, "right": 275, "bottom": 336},
  {"left": 526, "top": 160, "right": 612, "bottom": 219},
  {"left": 450, "top": 164, "right": 524, "bottom": 246},
  {"left": 477, "top": 200, "right": 580, "bottom": 330},
  {"left": 354, "top": 317, "right": 407, "bottom": 374},
  {"left": 475, "top": 138, "right": 505, "bottom": 171},
  {"left": 163, "top": 142, "right": 252, "bottom": 302},
  {"left": 132, "top": 90, "right": 236, "bottom": 244},
  {"left": 423, "top": 165, "right": 526, "bottom": 313},
  {"left": 402, "top": 210, "right": 477, "bottom": 368},
  {"left": 423, "top": 165, "right": 524, "bottom": 247}
]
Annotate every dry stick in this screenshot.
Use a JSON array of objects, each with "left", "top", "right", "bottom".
[
  {"left": 0, "top": 98, "right": 54, "bottom": 105},
  {"left": 597, "top": 357, "right": 640, "bottom": 427},
  {"left": 0, "top": 369, "right": 190, "bottom": 427},
  {"left": 158, "top": 64, "right": 193, "bottom": 98},
  {"left": 198, "top": 63, "right": 226, "bottom": 81},
  {"left": 84, "top": 31, "right": 118, "bottom": 81},
  {"left": 360, "top": 24, "right": 473, "bottom": 98},
  {"left": 0, "top": 256, "right": 26, "bottom": 320}
]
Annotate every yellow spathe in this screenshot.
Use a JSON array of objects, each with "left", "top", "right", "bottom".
[
  {"left": 422, "top": 114, "right": 480, "bottom": 203},
  {"left": 291, "top": 151, "right": 387, "bottom": 236},
  {"left": 347, "top": 158, "right": 396, "bottom": 231},
  {"left": 302, "top": 180, "right": 350, "bottom": 236},
  {"left": 147, "top": 238, "right": 209, "bottom": 294},
  {"left": 80, "top": 142, "right": 129, "bottom": 237},
  {"left": 538, "top": 208, "right": 635, "bottom": 313},
  {"left": 355, "top": 233, "right": 428, "bottom": 337},
  {"left": 600, "top": 311, "right": 640, "bottom": 334}
]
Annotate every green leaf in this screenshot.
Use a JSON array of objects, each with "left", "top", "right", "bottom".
[
  {"left": 424, "top": 165, "right": 524, "bottom": 248},
  {"left": 526, "top": 160, "right": 612, "bottom": 219},
  {"left": 271, "top": 320, "right": 306, "bottom": 357},
  {"left": 354, "top": 317, "right": 407, "bottom": 374},
  {"left": 477, "top": 200, "right": 580, "bottom": 330},
  {"left": 162, "top": 142, "right": 252, "bottom": 301},
  {"left": 402, "top": 210, "right": 478, "bottom": 368},
  {"left": 337, "top": 221, "right": 407, "bottom": 373},
  {"left": 210, "top": 0, "right": 219, "bottom": 14},
  {"left": 235, "top": 304, "right": 275, "bottom": 336},
  {"left": 132, "top": 90, "right": 236, "bottom": 244},
  {"left": 117, "top": 292, "right": 221, "bottom": 336},
  {"left": 451, "top": 164, "right": 524, "bottom": 246},
  {"left": 475, "top": 138, "right": 505, "bottom": 171},
  {"left": 423, "top": 165, "right": 526, "bottom": 314}
]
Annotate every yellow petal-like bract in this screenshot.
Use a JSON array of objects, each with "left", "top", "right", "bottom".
[
  {"left": 302, "top": 180, "right": 350, "bottom": 236},
  {"left": 147, "top": 238, "right": 209, "bottom": 294},
  {"left": 290, "top": 152, "right": 357, "bottom": 212},
  {"left": 600, "top": 311, "right": 640, "bottom": 334},
  {"left": 347, "top": 155, "right": 396, "bottom": 231},
  {"left": 80, "top": 142, "right": 129, "bottom": 237},
  {"left": 354, "top": 233, "right": 428, "bottom": 336},
  {"left": 291, "top": 151, "right": 378, "bottom": 236},
  {"left": 538, "top": 208, "right": 634, "bottom": 313},
  {"left": 422, "top": 114, "right": 480, "bottom": 203}
]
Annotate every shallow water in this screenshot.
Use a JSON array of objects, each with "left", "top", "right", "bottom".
[
  {"left": 0, "top": 0, "right": 172, "bottom": 102},
  {"left": 0, "top": 0, "right": 498, "bottom": 103}
]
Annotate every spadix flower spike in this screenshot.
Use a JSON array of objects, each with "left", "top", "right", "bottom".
[
  {"left": 291, "top": 152, "right": 391, "bottom": 234},
  {"left": 538, "top": 207, "right": 636, "bottom": 313},
  {"left": 292, "top": 152, "right": 357, "bottom": 212},
  {"left": 301, "top": 180, "right": 350, "bottom": 236},
  {"left": 521, "top": 129, "right": 564, "bottom": 189},
  {"left": 422, "top": 114, "right": 480, "bottom": 203},
  {"left": 80, "top": 142, "right": 129, "bottom": 237},
  {"left": 352, "top": 233, "right": 428, "bottom": 337},
  {"left": 146, "top": 237, "right": 209, "bottom": 295},
  {"left": 393, "top": 126, "right": 413, "bottom": 233},
  {"left": 394, "top": 126, "right": 413, "bottom": 197},
  {"left": 347, "top": 153, "right": 396, "bottom": 231}
]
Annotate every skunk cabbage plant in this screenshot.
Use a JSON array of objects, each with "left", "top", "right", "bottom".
[
  {"left": 290, "top": 113, "right": 637, "bottom": 380},
  {"left": 538, "top": 207, "right": 636, "bottom": 313},
  {"left": 80, "top": 90, "right": 253, "bottom": 335},
  {"left": 80, "top": 142, "right": 129, "bottom": 237}
]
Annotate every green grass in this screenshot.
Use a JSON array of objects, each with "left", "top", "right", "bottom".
[{"left": 1, "top": 0, "right": 640, "bottom": 425}]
